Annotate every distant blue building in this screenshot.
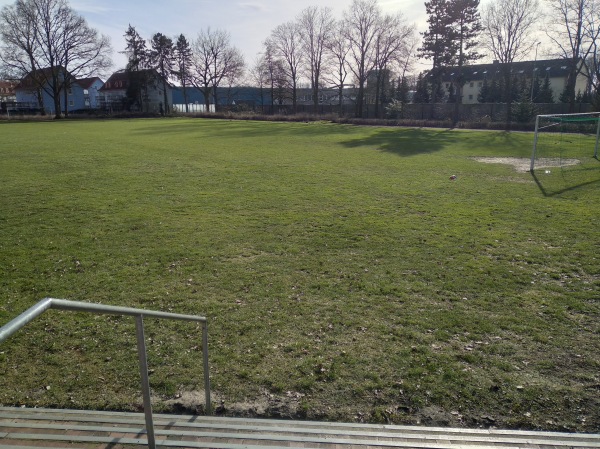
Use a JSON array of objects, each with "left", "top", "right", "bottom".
[
  {"left": 172, "top": 86, "right": 272, "bottom": 111},
  {"left": 15, "top": 67, "right": 103, "bottom": 114}
]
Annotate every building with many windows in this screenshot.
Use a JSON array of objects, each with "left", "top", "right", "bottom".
[{"left": 437, "top": 59, "right": 589, "bottom": 104}]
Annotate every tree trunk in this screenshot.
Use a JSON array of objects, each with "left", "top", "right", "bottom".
[
  {"left": 162, "top": 78, "right": 169, "bottom": 114},
  {"left": 203, "top": 85, "right": 211, "bottom": 113},
  {"left": 182, "top": 83, "right": 189, "bottom": 113},
  {"left": 504, "top": 69, "right": 513, "bottom": 127},
  {"left": 213, "top": 85, "right": 218, "bottom": 112},
  {"left": 356, "top": 83, "right": 365, "bottom": 118}
]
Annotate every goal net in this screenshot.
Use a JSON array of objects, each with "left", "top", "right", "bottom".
[{"left": 530, "top": 112, "right": 600, "bottom": 173}]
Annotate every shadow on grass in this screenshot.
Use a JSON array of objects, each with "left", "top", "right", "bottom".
[
  {"left": 340, "top": 128, "right": 457, "bottom": 157},
  {"left": 531, "top": 162, "right": 600, "bottom": 197},
  {"left": 131, "top": 120, "right": 342, "bottom": 139}
]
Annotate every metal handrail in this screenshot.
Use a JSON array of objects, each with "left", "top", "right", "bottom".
[{"left": 0, "top": 297, "right": 211, "bottom": 449}]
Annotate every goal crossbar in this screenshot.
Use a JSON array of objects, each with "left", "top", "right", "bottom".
[{"left": 530, "top": 112, "right": 600, "bottom": 172}]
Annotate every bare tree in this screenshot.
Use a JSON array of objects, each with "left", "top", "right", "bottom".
[
  {"left": 483, "top": 0, "right": 540, "bottom": 119},
  {"left": 297, "top": 6, "right": 335, "bottom": 113},
  {"left": 372, "top": 13, "right": 415, "bottom": 117},
  {"left": 0, "top": 0, "right": 45, "bottom": 111},
  {"left": 58, "top": 8, "right": 111, "bottom": 116},
  {"left": 190, "top": 28, "right": 244, "bottom": 112},
  {"left": 248, "top": 55, "right": 271, "bottom": 111},
  {"left": 258, "top": 42, "right": 289, "bottom": 111},
  {"left": 0, "top": 0, "right": 111, "bottom": 118},
  {"left": 546, "top": 0, "right": 600, "bottom": 110},
  {"left": 268, "top": 21, "right": 302, "bottom": 112},
  {"left": 324, "top": 20, "right": 351, "bottom": 113},
  {"left": 343, "top": 0, "right": 381, "bottom": 117}
]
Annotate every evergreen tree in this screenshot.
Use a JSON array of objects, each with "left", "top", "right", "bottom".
[
  {"left": 489, "top": 77, "right": 502, "bottom": 102},
  {"left": 510, "top": 76, "right": 520, "bottom": 103},
  {"left": 123, "top": 24, "right": 149, "bottom": 71},
  {"left": 537, "top": 74, "right": 554, "bottom": 103},
  {"left": 413, "top": 73, "right": 430, "bottom": 103},
  {"left": 447, "top": 83, "right": 456, "bottom": 103},
  {"left": 419, "top": 0, "right": 483, "bottom": 112},
  {"left": 591, "top": 86, "right": 600, "bottom": 110},
  {"left": 396, "top": 76, "right": 410, "bottom": 104},
  {"left": 478, "top": 77, "right": 490, "bottom": 102},
  {"left": 511, "top": 85, "right": 537, "bottom": 123},
  {"left": 418, "top": 0, "right": 455, "bottom": 104},
  {"left": 150, "top": 32, "right": 174, "bottom": 114},
  {"left": 122, "top": 25, "right": 150, "bottom": 110},
  {"left": 530, "top": 73, "right": 541, "bottom": 103},
  {"left": 173, "top": 34, "right": 193, "bottom": 113},
  {"left": 449, "top": 0, "right": 483, "bottom": 120},
  {"left": 559, "top": 84, "right": 570, "bottom": 103}
]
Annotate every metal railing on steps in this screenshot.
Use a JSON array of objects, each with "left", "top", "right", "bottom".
[{"left": 0, "top": 297, "right": 211, "bottom": 449}]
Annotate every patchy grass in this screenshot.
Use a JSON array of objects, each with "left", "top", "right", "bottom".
[{"left": 0, "top": 118, "right": 598, "bottom": 431}]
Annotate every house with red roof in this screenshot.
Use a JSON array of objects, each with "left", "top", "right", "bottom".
[
  {"left": 0, "top": 80, "right": 17, "bottom": 102},
  {"left": 99, "top": 69, "right": 172, "bottom": 113},
  {"left": 14, "top": 67, "right": 104, "bottom": 114}
]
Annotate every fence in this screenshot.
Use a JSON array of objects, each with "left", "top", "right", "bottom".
[
  {"left": 220, "top": 102, "right": 593, "bottom": 123},
  {"left": 0, "top": 298, "right": 211, "bottom": 449}
]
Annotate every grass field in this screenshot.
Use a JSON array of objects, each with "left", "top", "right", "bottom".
[{"left": 0, "top": 118, "right": 598, "bottom": 432}]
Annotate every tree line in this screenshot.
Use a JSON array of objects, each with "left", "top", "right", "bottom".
[
  {"left": 120, "top": 26, "right": 244, "bottom": 114},
  {"left": 251, "top": 0, "right": 416, "bottom": 118},
  {"left": 2, "top": 0, "right": 600, "bottom": 120}
]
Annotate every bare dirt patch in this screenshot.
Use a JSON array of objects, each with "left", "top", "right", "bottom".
[
  {"left": 472, "top": 157, "right": 580, "bottom": 172},
  {"left": 162, "top": 389, "right": 305, "bottom": 418}
]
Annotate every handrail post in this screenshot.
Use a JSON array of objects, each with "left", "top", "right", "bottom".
[
  {"left": 135, "top": 315, "right": 156, "bottom": 449},
  {"left": 202, "top": 322, "right": 212, "bottom": 414}
]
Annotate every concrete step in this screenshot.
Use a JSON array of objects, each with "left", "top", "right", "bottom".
[{"left": 0, "top": 406, "right": 599, "bottom": 448}]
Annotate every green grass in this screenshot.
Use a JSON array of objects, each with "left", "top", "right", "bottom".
[{"left": 0, "top": 118, "right": 599, "bottom": 431}]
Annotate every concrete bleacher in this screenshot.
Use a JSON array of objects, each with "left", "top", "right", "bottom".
[{"left": 1, "top": 406, "right": 599, "bottom": 449}]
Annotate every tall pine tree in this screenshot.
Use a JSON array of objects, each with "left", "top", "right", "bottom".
[
  {"left": 418, "top": 0, "right": 456, "bottom": 104},
  {"left": 448, "top": 0, "right": 483, "bottom": 122},
  {"left": 122, "top": 25, "right": 150, "bottom": 110},
  {"left": 173, "top": 34, "right": 193, "bottom": 112},
  {"left": 419, "top": 0, "right": 483, "bottom": 114},
  {"left": 150, "top": 33, "right": 174, "bottom": 114}
]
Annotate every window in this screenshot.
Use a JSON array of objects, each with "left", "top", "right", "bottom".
[
  {"left": 468, "top": 95, "right": 473, "bottom": 100},
  {"left": 67, "top": 88, "right": 72, "bottom": 95},
  {"left": 478, "top": 82, "right": 482, "bottom": 87},
  {"left": 469, "top": 82, "right": 474, "bottom": 87},
  {"left": 69, "top": 100, "right": 74, "bottom": 107}
]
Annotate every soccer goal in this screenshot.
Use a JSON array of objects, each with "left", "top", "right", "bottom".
[{"left": 530, "top": 112, "right": 600, "bottom": 173}]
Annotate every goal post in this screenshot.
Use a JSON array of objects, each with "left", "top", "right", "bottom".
[{"left": 530, "top": 112, "right": 600, "bottom": 172}]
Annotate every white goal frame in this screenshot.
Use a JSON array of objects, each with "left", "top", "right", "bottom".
[{"left": 530, "top": 112, "right": 600, "bottom": 172}]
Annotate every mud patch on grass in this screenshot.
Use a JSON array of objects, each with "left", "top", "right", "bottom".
[
  {"left": 472, "top": 157, "right": 580, "bottom": 172},
  {"left": 163, "top": 389, "right": 305, "bottom": 418}
]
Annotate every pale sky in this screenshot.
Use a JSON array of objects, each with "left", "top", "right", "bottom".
[
  {"left": 0, "top": 0, "right": 548, "bottom": 80},
  {"left": 0, "top": 0, "right": 429, "bottom": 76}
]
